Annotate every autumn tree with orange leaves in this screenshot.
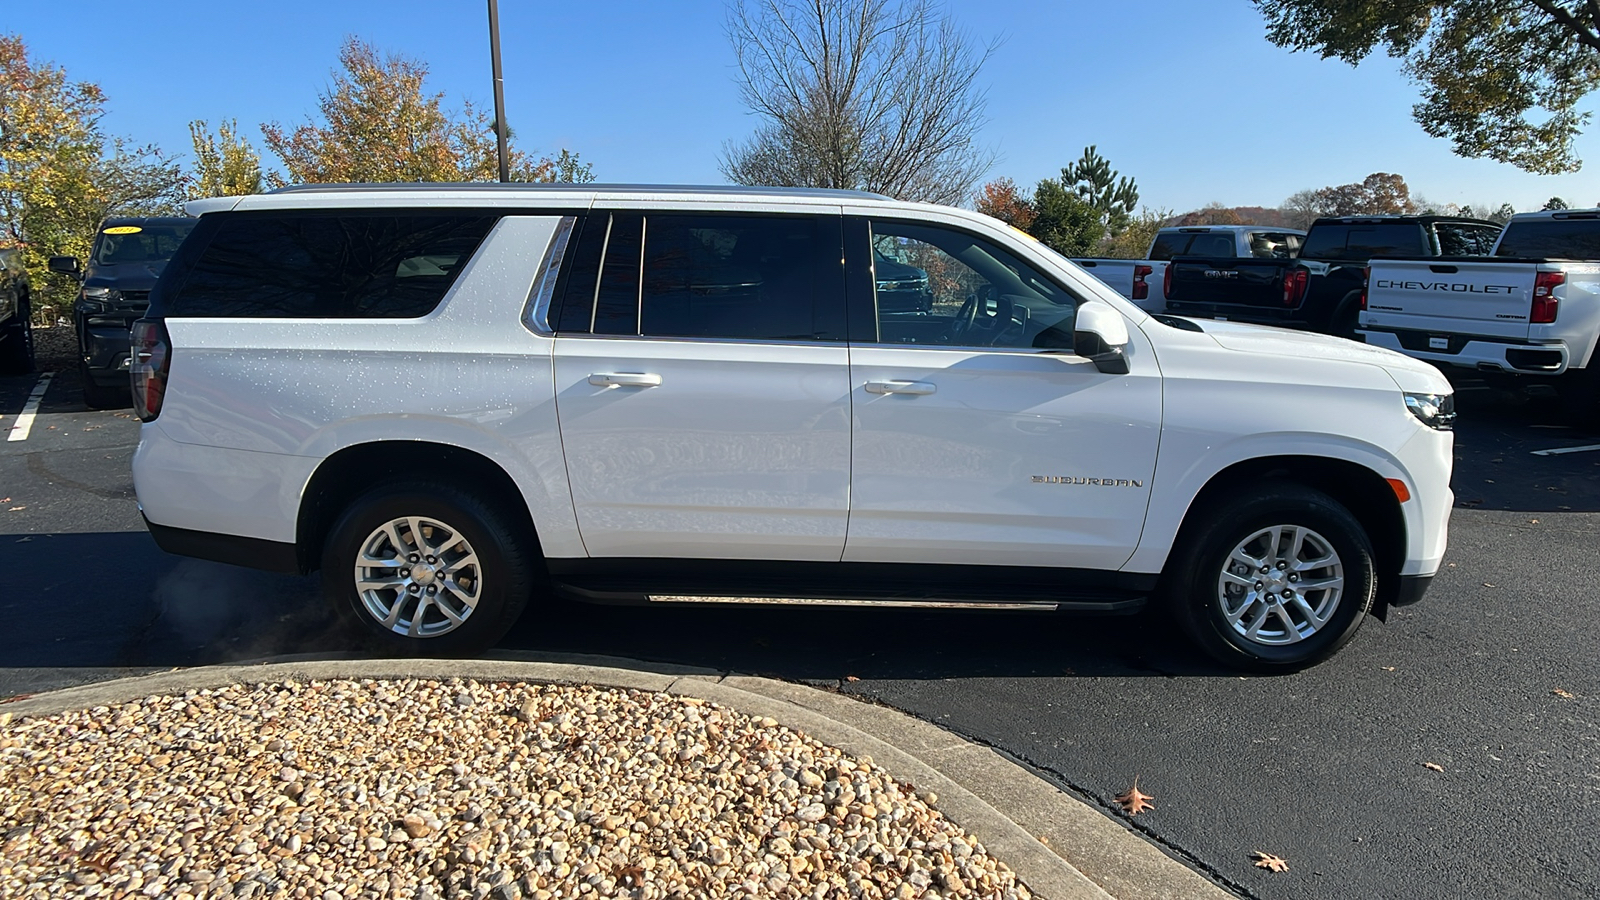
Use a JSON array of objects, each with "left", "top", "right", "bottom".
[{"left": 262, "top": 38, "right": 592, "bottom": 186}]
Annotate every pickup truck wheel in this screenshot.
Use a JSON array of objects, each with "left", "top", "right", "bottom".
[
  {"left": 79, "top": 359, "right": 130, "bottom": 409},
  {"left": 1166, "top": 484, "right": 1374, "bottom": 671},
  {"left": 1330, "top": 292, "right": 1362, "bottom": 340},
  {"left": 321, "top": 481, "right": 536, "bottom": 655},
  {"left": 1558, "top": 364, "right": 1600, "bottom": 431},
  {"left": 0, "top": 298, "right": 34, "bottom": 375}
]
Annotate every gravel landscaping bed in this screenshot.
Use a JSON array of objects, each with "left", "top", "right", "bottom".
[{"left": 0, "top": 679, "right": 1032, "bottom": 900}]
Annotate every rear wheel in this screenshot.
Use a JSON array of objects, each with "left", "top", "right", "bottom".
[
  {"left": 1165, "top": 483, "right": 1375, "bottom": 671},
  {"left": 320, "top": 480, "right": 538, "bottom": 655},
  {"left": 1329, "top": 291, "right": 1362, "bottom": 341},
  {"left": 0, "top": 297, "right": 34, "bottom": 375}
]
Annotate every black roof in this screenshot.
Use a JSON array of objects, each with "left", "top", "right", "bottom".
[{"left": 1310, "top": 215, "right": 1500, "bottom": 227}]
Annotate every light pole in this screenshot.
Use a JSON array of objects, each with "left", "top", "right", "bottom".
[{"left": 487, "top": 0, "right": 510, "bottom": 183}]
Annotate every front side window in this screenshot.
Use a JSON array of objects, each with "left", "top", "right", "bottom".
[
  {"left": 870, "top": 220, "right": 1077, "bottom": 349},
  {"left": 168, "top": 213, "right": 497, "bottom": 318}
]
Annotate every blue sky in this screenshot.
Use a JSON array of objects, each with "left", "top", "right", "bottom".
[{"left": 8, "top": 0, "right": 1598, "bottom": 213}]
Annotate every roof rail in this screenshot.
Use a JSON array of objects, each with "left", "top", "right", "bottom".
[{"left": 266, "top": 182, "right": 893, "bottom": 201}]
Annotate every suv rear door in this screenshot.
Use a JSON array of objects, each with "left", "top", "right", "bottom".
[{"left": 550, "top": 210, "right": 853, "bottom": 560}]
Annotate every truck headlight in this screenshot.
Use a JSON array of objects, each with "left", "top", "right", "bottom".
[{"left": 1404, "top": 392, "right": 1455, "bottom": 430}]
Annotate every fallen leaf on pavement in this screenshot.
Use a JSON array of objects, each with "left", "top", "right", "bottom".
[
  {"left": 0, "top": 694, "right": 33, "bottom": 704},
  {"left": 1529, "top": 519, "right": 1539, "bottom": 524},
  {"left": 1554, "top": 689, "right": 1576, "bottom": 699},
  {"left": 1483, "top": 583, "right": 1495, "bottom": 588},
  {"left": 1381, "top": 666, "right": 1396, "bottom": 672},
  {"left": 7, "top": 506, "right": 24, "bottom": 511},
  {"left": 1115, "top": 779, "right": 1154, "bottom": 816},
  {"left": 1251, "top": 852, "right": 1289, "bottom": 873},
  {"left": 1422, "top": 762, "right": 1443, "bottom": 772},
  {"left": 844, "top": 675, "right": 860, "bottom": 682}
]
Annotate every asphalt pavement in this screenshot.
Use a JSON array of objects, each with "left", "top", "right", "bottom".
[{"left": 2, "top": 329, "right": 1597, "bottom": 899}]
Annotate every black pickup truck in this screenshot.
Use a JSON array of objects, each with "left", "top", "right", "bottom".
[
  {"left": 49, "top": 216, "right": 195, "bottom": 406},
  {"left": 1162, "top": 215, "right": 1502, "bottom": 337}
]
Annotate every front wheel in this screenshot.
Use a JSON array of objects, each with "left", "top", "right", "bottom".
[
  {"left": 1165, "top": 484, "right": 1375, "bottom": 671},
  {"left": 321, "top": 481, "right": 539, "bottom": 655},
  {"left": 0, "top": 299, "right": 34, "bottom": 375}
]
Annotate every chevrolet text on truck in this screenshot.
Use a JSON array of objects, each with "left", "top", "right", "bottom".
[
  {"left": 130, "top": 184, "right": 1454, "bottom": 670},
  {"left": 1071, "top": 225, "right": 1305, "bottom": 313},
  {"left": 1361, "top": 208, "right": 1600, "bottom": 421}
]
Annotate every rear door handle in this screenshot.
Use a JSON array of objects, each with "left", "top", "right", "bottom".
[
  {"left": 864, "top": 380, "right": 936, "bottom": 395},
  {"left": 589, "top": 373, "right": 662, "bottom": 388}
]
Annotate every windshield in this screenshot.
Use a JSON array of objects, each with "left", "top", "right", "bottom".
[
  {"left": 92, "top": 223, "right": 196, "bottom": 266},
  {"left": 1494, "top": 219, "right": 1600, "bottom": 259}
]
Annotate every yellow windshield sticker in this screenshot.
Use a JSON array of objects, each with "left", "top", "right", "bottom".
[{"left": 103, "top": 226, "right": 143, "bottom": 235}]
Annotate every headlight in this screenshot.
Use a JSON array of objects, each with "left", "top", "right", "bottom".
[
  {"left": 1404, "top": 392, "right": 1455, "bottom": 430},
  {"left": 83, "top": 286, "right": 115, "bottom": 299}
]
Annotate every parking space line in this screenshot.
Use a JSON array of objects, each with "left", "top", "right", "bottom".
[
  {"left": 1531, "top": 443, "right": 1600, "bottom": 457},
  {"left": 6, "top": 372, "right": 53, "bottom": 442}
]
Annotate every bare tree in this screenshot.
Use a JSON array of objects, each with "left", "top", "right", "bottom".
[{"left": 721, "top": 0, "right": 995, "bottom": 205}]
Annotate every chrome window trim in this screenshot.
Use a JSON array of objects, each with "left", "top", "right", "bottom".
[
  {"left": 549, "top": 331, "right": 1074, "bottom": 356},
  {"left": 520, "top": 215, "right": 576, "bottom": 336},
  {"left": 590, "top": 214, "right": 615, "bottom": 333}
]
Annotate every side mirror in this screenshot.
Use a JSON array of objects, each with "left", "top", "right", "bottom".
[
  {"left": 1073, "top": 302, "right": 1131, "bottom": 375},
  {"left": 48, "top": 256, "right": 81, "bottom": 278}
]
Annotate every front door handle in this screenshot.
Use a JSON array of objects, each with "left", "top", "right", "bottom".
[
  {"left": 589, "top": 372, "right": 662, "bottom": 388},
  {"left": 864, "top": 380, "right": 936, "bottom": 395}
]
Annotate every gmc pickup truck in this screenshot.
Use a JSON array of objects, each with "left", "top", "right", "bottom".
[
  {"left": 1072, "top": 225, "right": 1304, "bottom": 314},
  {"left": 1164, "top": 216, "right": 1502, "bottom": 337},
  {"left": 1360, "top": 209, "right": 1600, "bottom": 421}
]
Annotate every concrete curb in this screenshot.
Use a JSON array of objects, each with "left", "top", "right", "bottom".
[{"left": 0, "top": 654, "right": 1235, "bottom": 900}]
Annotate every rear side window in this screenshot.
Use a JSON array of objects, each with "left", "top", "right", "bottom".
[
  {"left": 167, "top": 213, "right": 498, "bottom": 317},
  {"left": 1300, "top": 223, "right": 1425, "bottom": 261},
  {"left": 1494, "top": 219, "right": 1600, "bottom": 259},
  {"left": 1247, "top": 232, "right": 1301, "bottom": 258},
  {"left": 1149, "top": 231, "right": 1239, "bottom": 260},
  {"left": 555, "top": 212, "right": 845, "bottom": 342},
  {"left": 1435, "top": 223, "right": 1501, "bottom": 256}
]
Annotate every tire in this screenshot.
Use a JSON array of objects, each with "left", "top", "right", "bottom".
[
  {"left": 0, "top": 297, "right": 34, "bottom": 375},
  {"left": 320, "top": 480, "right": 539, "bottom": 656},
  {"left": 80, "top": 359, "right": 130, "bottom": 409},
  {"left": 1164, "top": 483, "right": 1375, "bottom": 671},
  {"left": 1328, "top": 291, "right": 1362, "bottom": 341},
  {"left": 1558, "top": 364, "right": 1600, "bottom": 432}
]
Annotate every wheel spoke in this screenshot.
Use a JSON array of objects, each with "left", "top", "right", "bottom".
[
  {"left": 1270, "top": 602, "right": 1303, "bottom": 642},
  {"left": 1292, "top": 552, "right": 1337, "bottom": 573},
  {"left": 1286, "top": 527, "right": 1307, "bottom": 565},
  {"left": 382, "top": 520, "right": 408, "bottom": 557},
  {"left": 433, "top": 594, "right": 467, "bottom": 625},
  {"left": 1230, "top": 548, "right": 1264, "bottom": 571},
  {"left": 1296, "top": 576, "right": 1343, "bottom": 591},
  {"left": 1220, "top": 571, "right": 1255, "bottom": 589},
  {"left": 1226, "top": 593, "right": 1260, "bottom": 626},
  {"left": 1243, "top": 603, "right": 1271, "bottom": 639},
  {"left": 443, "top": 552, "right": 479, "bottom": 577},
  {"left": 407, "top": 595, "right": 434, "bottom": 636},
  {"left": 381, "top": 596, "right": 407, "bottom": 628},
  {"left": 407, "top": 517, "right": 430, "bottom": 554},
  {"left": 357, "top": 576, "right": 406, "bottom": 592},
  {"left": 1291, "top": 593, "right": 1327, "bottom": 629}
]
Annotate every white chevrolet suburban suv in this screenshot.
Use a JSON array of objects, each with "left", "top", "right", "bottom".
[{"left": 130, "top": 184, "right": 1455, "bottom": 670}]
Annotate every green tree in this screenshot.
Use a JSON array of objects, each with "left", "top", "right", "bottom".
[
  {"left": 189, "top": 119, "right": 262, "bottom": 198},
  {"left": 1253, "top": 1, "right": 1600, "bottom": 174},
  {"left": 262, "top": 37, "right": 590, "bottom": 186},
  {"left": 1027, "top": 178, "right": 1102, "bottom": 257},
  {"left": 1061, "top": 145, "right": 1139, "bottom": 235},
  {"left": 1491, "top": 202, "right": 1518, "bottom": 223},
  {"left": 1544, "top": 196, "right": 1570, "bottom": 210},
  {"left": 0, "top": 34, "right": 185, "bottom": 316},
  {"left": 1098, "top": 207, "right": 1174, "bottom": 259}
]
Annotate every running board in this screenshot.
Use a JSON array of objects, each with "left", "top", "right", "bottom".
[{"left": 646, "top": 595, "right": 1062, "bottom": 611}]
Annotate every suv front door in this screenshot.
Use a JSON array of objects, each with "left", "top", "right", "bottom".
[
  {"left": 843, "top": 216, "right": 1162, "bottom": 570},
  {"left": 551, "top": 211, "right": 852, "bottom": 560}
]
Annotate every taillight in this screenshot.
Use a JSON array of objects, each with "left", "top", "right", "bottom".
[
  {"left": 1282, "top": 268, "right": 1309, "bottom": 307},
  {"left": 130, "top": 318, "right": 170, "bottom": 422},
  {"left": 1360, "top": 265, "right": 1370, "bottom": 310},
  {"left": 1132, "top": 264, "right": 1152, "bottom": 301},
  {"left": 1532, "top": 271, "right": 1564, "bottom": 324},
  {"left": 1163, "top": 262, "right": 1174, "bottom": 299}
]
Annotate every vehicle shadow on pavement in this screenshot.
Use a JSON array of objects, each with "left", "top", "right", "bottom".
[
  {"left": 0, "top": 531, "right": 1229, "bottom": 697},
  {"left": 1448, "top": 382, "right": 1600, "bottom": 513}
]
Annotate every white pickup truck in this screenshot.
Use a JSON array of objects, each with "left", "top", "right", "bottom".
[
  {"left": 1073, "top": 225, "right": 1304, "bottom": 313},
  {"left": 1360, "top": 209, "right": 1600, "bottom": 421}
]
